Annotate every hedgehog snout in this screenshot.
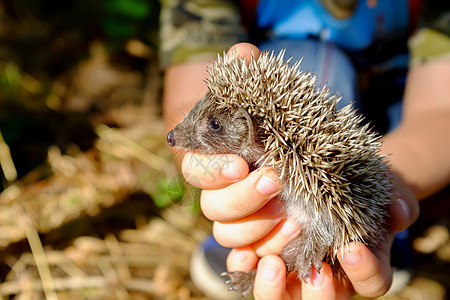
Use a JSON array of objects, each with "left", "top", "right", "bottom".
[{"left": 167, "top": 130, "right": 176, "bottom": 147}]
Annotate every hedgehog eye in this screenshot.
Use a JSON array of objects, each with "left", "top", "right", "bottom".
[{"left": 209, "top": 119, "right": 221, "bottom": 132}]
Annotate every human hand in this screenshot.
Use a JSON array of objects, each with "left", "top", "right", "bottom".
[
  {"left": 180, "top": 42, "right": 420, "bottom": 299},
  {"left": 182, "top": 152, "right": 419, "bottom": 299}
]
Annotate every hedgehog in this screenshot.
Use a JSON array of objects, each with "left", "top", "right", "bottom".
[{"left": 166, "top": 50, "right": 393, "bottom": 296}]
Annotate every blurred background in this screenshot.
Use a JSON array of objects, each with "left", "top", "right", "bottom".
[{"left": 0, "top": 0, "right": 448, "bottom": 299}]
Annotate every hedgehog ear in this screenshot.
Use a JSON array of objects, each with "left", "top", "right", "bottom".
[{"left": 239, "top": 107, "right": 255, "bottom": 145}]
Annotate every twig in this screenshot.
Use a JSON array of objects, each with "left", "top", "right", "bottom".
[
  {"left": 20, "top": 215, "right": 59, "bottom": 300},
  {"left": 0, "top": 276, "right": 107, "bottom": 296},
  {"left": 0, "top": 130, "right": 17, "bottom": 183},
  {"left": 104, "top": 234, "right": 132, "bottom": 300},
  {"left": 95, "top": 123, "right": 164, "bottom": 170}
]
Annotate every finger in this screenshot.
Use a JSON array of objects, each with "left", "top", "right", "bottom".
[
  {"left": 213, "top": 199, "right": 285, "bottom": 248},
  {"left": 285, "top": 273, "right": 303, "bottom": 299},
  {"left": 334, "top": 278, "right": 355, "bottom": 300},
  {"left": 339, "top": 241, "right": 393, "bottom": 298},
  {"left": 388, "top": 194, "right": 420, "bottom": 233},
  {"left": 301, "top": 262, "right": 337, "bottom": 300},
  {"left": 226, "top": 246, "right": 259, "bottom": 272},
  {"left": 388, "top": 173, "right": 420, "bottom": 232},
  {"left": 181, "top": 152, "right": 248, "bottom": 189},
  {"left": 253, "top": 255, "right": 288, "bottom": 300},
  {"left": 201, "top": 167, "right": 281, "bottom": 221},
  {"left": 227, "top": 43, "right": 262, "bottom": 63},
  {"left": 252, "top": 218, "right": 301, "bottom": 257}
]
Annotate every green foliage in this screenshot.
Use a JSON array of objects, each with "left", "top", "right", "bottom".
[
  {"left": 102, "top": 0, "right": 158, "bottom": 43},
  {"left": 105, "top": 0, "right": 151, "bottom": 20},
  {"left": 151, "top": 176, "right": 185, "bottom": 208},
  {"left": 0, "top": 62, "right": 22, "bottom": 99},
  {"left": 1, "top": 0, "right": 160, "bottom": 59}
]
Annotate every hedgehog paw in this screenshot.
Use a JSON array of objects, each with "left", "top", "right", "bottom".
[
  {"left": 297, "top": 258, "right": 323, "bottom": 281},
  {"left": 222, "top": 270, "right": 256, "bottom": 297}
]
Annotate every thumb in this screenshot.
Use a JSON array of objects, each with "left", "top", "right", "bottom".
[
  {"left": 388, "top": 181, "right": 420, "bottom": 233},
  {"left": 227, "top": 43, "right": 262, "bottom": 64},
  {"left": 253, "top": 255, "right": 287, "bottom": 300}
]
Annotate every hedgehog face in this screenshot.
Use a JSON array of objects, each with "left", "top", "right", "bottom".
[{"left": 167, "top": 92, "right": 264, "bottom": 163}]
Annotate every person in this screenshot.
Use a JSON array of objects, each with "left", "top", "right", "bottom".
[{"left": 161, "top": 1, "right": 450, "bottom": 299}]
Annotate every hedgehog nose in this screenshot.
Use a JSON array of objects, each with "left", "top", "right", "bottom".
[{"left": 167, "top": 130, "right": 176, "bottom": 147}]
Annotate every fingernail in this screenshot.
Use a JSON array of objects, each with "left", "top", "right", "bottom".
[
  {"left": 256, "top": 174, "right": 279, "bottom": 196},
  {"left": 306, "top": 266, "right": 324, "bottom": 287},
  {"left": 397, "top": 197, "right": 409, "bottom": 220},
  {"left": 281, "top": 219, "right": 301, "bottom": 238},
  {"left": 344, "top": 251, "right": 362, "bottom": 267},
  {"left": 262, "top": 264, "right": 279, "bottom": 283},
  {"left": 221, "top": 162, "right": 241, "bottom": 180}
]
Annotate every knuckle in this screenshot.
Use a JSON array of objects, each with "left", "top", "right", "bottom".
[
  {"left": 354, "top": 268, "right": 393, "bottom": 298},
  {"left": 200, "top": 187, "right": 246, "bottom": 222},
  {"left": 255, "top": 241, "right": 279, "bottom": 257},
  {"left": 254, "top": 223, "right": 293, "bottom": 257},
  {"left": 228, "top": 188, "right": 250, "bottom": 216},
  {"left": 212, "top": 222, "right": 246, "bottom": 248},
  {"left": 366, "top": 277, "right": 392, "bottom": 298},
  {"left": 199, "top": 190, "right": 215, "bottom": 220}
]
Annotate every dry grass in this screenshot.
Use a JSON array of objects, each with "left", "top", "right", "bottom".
[{"left": 0, "top": 105, "right": 215, "bottom": 299}]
